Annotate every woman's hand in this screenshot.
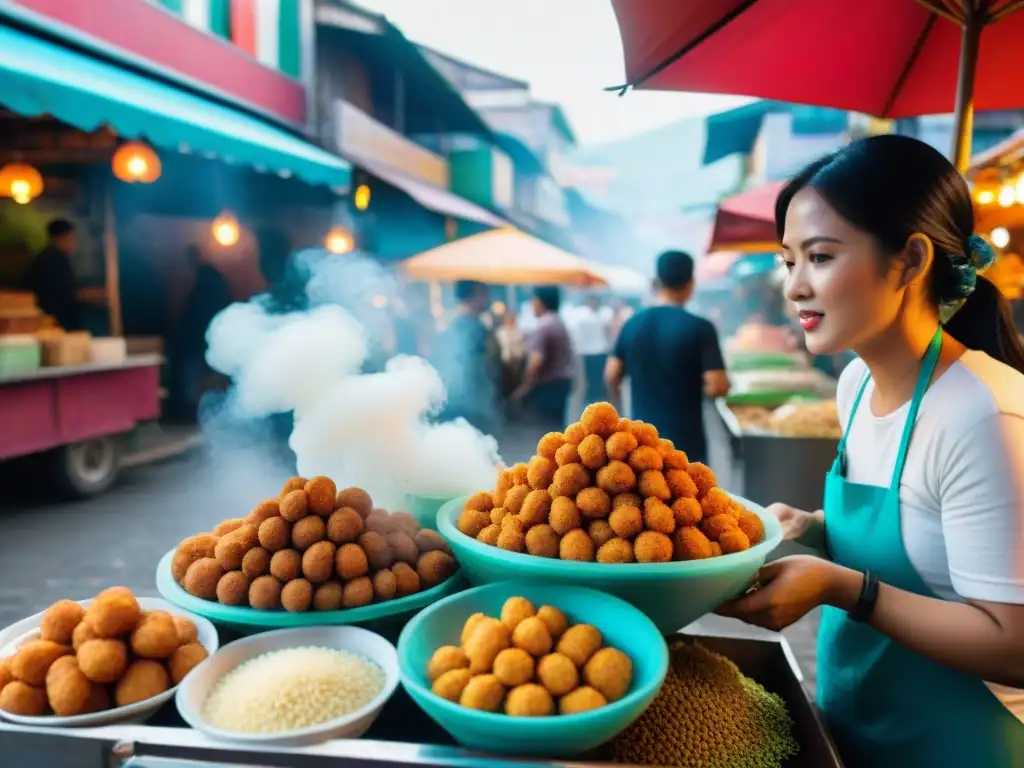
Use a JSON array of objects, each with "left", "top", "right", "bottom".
[
  {"left": 717, "top": 555, "right": 858, "bottom": 631},
  {"left": 768, "top": 503, "right": 826, "bottom": 548}
]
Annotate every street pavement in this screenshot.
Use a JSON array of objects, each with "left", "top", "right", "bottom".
[{"left": 0, "top": 410, "right": 819, "bottom": 694}]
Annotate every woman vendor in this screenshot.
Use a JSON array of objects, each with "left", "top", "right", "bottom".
[{"left": 719, "top": 135, "right": 1024, "bottom": 768}]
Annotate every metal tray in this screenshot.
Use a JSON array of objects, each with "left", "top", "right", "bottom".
[{"left": 0, "top": 622, "right": 843, "bottom": 768}]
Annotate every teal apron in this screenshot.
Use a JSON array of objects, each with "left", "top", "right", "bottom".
[{"left": 818, "top": 327, "right": 1024, "bottom": 768}]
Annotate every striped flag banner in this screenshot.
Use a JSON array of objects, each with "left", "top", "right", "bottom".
[{"left": 230, "top": 0, "right": 301, "bottom": 77}]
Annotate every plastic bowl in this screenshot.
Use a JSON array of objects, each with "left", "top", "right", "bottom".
[
  {"left": 177, "top": 626, "right": 399, "bottom": 748},
  {"left": 156, "top": 549, "right": 466, "bottom": 634},
  {"left": 405, "top": 493, "right": 456, "bottom": 531},
  {"left": 0, "top": 597, "right": 218, "bottom": 728},
  {"left": 398, "top": 582, "right": 668, "bottom": 757},
  {"left": 437, "top": 494, "right": 782, "bottom": 634}
]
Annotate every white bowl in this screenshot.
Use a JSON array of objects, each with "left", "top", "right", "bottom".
[
  {"left": 0, "top": 596, "right": 219, "bottom": 727},
  {"left": 175, "top": 626, "right": 400, "bottom": 748}
]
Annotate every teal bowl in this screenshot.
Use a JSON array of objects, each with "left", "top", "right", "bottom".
[
  {"left": 405, "top": 493, "right": 455, "bottom": 531},
  {"left": 397, "top": 582, "right": 668, "bottom": 757},
  {"left": 437, "top": 495, "right": 782, "bottom": 634}
]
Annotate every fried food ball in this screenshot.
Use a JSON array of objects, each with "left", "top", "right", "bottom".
[
  {"left": 671, "top": 497, "right": 703, "bottom": 527},
  {"left": 639, "top": 470, "right": 672, "bottom": 501},
  {"left": 664, "top": 449, "right": 690, "bottom": 471},
  {"left": 461, "top": 612, "right": 489, "bottom": 646},
  {"left": 246, "top": 499, "right": 281, "bottom": 527},
  {"left": 584, "top": 647, "right": 633, "bottom": 701},
  {"left": 460, "top": 492, "right": 490, "bottom": 516},
  {"left": 554, "top": 441, "right": 582, "bottom": 467},
  {"left": 248, "top": 575, "right": 283, "bottom": 610},
  {"left": 392, "top": 561, "right": 421, "bottom": 597},
  {"left": 173, "top": 615, "right": 198, "bottom": 645},
  {"left": 576, "top": 434, "right": 608, "bottom": 471},
  {"left": 506, "top": 462, "right": 528, "bottom": 487},
  {"left": 737, "top": 510, "right": 766, "bottom": 544},
  {"left": 432, "top": 668, "right": 472, "bottom": 702},
  {"left": 183, "top": 559, "right": 225, "bottom": 601},
  {"left": 460, "top": 674, "right": 505, "bottom": 712},
  {"left": 643, "top": 498, "right": 676, "bottom": 534},
  {"left": 563, "top": 422, "right": 589, "bottom": 445},
  {"left": 372, "top": 569, "right": 397, "bottom": 602},
  {"left": 496, "top": 523, "right": 526, "bottom": 553},
  {"left": 666, "top": 469, "right": 699, "bottom": 499},
  {"left": 517, "top": 489, "right": 551, "bottom": 527},
  {"left": 12, "top": 640, "right": 71, "bottom": 686},
  {"left": 549, "top": 496, "right": 581, "bottom": 535},
  {"left": 550, "top": 463, "right": 591, "bottom": 498},
  {"left": 502, "top": 484, "right": 531, "bottom": 517},
  {"left": 576, "top": 487, "right": 611, "bottom": 520},
  {"left": 418, "top": 550, "right": 456, "bottom": 588},
  {"left": 270, "top": 549, "right": 302, "bottom": 581},
  {"left": 72, "top": 620, "right": 100, "bottom": 652},
  {"left": 364, "top": 510, "right": 397, "bottom": 536},
  {"left": 605, "top": 431, "right": 639, "bottom": 462},
  {"left": 500, "top": 597, "right": 536, "bottom": 630},
  {"left": 492, "top": 647, "right": 534, "bottom": 687},
  {"left": 581, "top": 402, "right": 620, "bottom": 438},
  {"left": 359, "top": 531, "right": 395, "bottom": 570},
  {"left": 130, "top": 612, "right": 179, "bottom": 658},
  {"left": 335, "top": 487, "right": 373, "bottom": 518},
  {"left": 280, "top": 477, "right": 307, "bottom": 499},
  {"left": 536, "top": 606, "right": 569, "bottom": 638},
  {"left": 335, "top": 543, "right": 369, "bottom": 580},
  {"left": 559, "top": 685, "right": 608, "bottom": 714},
  {"left": 76, "top": 639, "right": 127, "bottom": 684},
  {"left": 595, "top": 461, "right": 636, "bottom": 495},
  {"left": 83, "top": 683, "right": 110, "bottom": 714},
  {"left": 0, "top": 681, "right": 48, "bottom": 716},
  {"left": 304, "top": 476, "right": 337, "bottom": 517},
  {"left": 115, "top": 660, "right": 169, "bottom": 707},
  {"left": 40, "top": 600, "right": 85, "bottom": 645},
  {"left": 525, "top": 524, "right": 560, "bottom": 558},
  {"left": 612, "top": 492, "right": 643, "bottom": 509},
  {"left": 428, "top": 646, "right": 470, "bottom": 682},
  {"left": 686, "top": 462, "right": 717, "bottom": 498},
  {"left": 216, "top": 571, "right": 250, "bottom": 607},
  {"left": 537, "top": 652, "right": 579, "bottom": 696},
  {"left": 527, "top": 456, "right": 557, "bottom": 490},
  {"left": 313, "top": 581, "right": 344, "bottom": 611},
  {"left": 325, "top": 508, "right": 364, "bottom": 546},
  {"left": 493, "top": 470, "right": 513, "bottom": 507},
  {"left": 172, "top": 534, "right": 220, "bottom": 582},
  {"left": 302, "top": 541, "right": 337, "bottom": 583},
  {"left": 385, "top": 531, "right": 418, "bottom": 566},
  {"left": 241, "top": 546, "right": 270, "bottom": 578},
  {"left": 588, "top": 519, "right": 616, "bottom": 548},
  {"left": 45, "top": 655, "right": 91, "bottom": 716},
  {"left": 628, "top": 420, "right": 660, "bottom": 447},
  {"left": 701, "top": 487, "right": 735, "bottom": 520},
  {"left": 702, "top": 513, "right": 739, "bottom": 542},
  {"left": 258, "top": 516, "right": 292, "bottom": 552},
  {"left": 628, "top": 446, "right": 663, "bottom": 473},
  {"left": 537, "top": 432, "right": 566, "bottom": 460},
  {"left": 458, "top": 508, "right": 490, "bottom": 539},
  {"left": 672, "top": 526, "right": 714, "bottom": 561},
  {"left": 414, "top": 529, "right": 450, "bottom": 555},
  {"left": 281, "top": 579, "right": 313, "bottom": 612},
  {"left": 719, "top": 528, "right": 752, "bottom": 554},
  {"left": 597, "top": 537, "right": 635, "bottom": 564},
  {"left": 506, "top": 683, "right": 554, "bottom": 716},
  {"left": 390, "top": 511, "right": 419, "bottom": 535},
  {"left": 168, "top": 643, "right": 209, "bottom": 685},
  {"left": 213, "top": 517, "right": 247, "bottom": 537},
  {"left": 608, "top": 504, "right": 643, "bottom": 538},
  {"left": 215, "top": 524, "right": 260, "bottom": 570},
  {"left": 556, "top": 624, "right": 602, "bottom": 668},
  {"left": 489, "top": 506, "right": 508, "bottom": 526},
  {"left": 634, "top": 531, "right": 673, "bottom": 563},
  {"left": 477, "top": 524, "right": 501, "bottom": 546},
  {"left": 465, "top": 620, "right": 511, "bottom": 673},
  {"left": 291, "top": 515, "right": 326, "bottom": 551},
  {"left": 656, "top": 438, "right": 675, "bottom": 458},
  {"left": 709, "top": 541, "right": 723, "bottom": 557},
  {"left": 0, "top": 658, "right": 12, "bottom": 691},
  {"left": 342, "top": 577, "right": 374, "bottom": 608},
  {"left": 513, "top": 616, "right": 553, "bottom": 657},
  {"left": 559, "top": 528, "right": 595, "bottom": 561},
  {"left": 279, "top": 490, "right": 309, "bottom": 523}
]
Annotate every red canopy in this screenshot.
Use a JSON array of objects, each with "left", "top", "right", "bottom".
[{"left": 708, "top": 182, "right": 783, "bottom": 254}]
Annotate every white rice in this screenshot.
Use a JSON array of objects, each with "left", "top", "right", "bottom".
[{"left": 202, "top": 646, "right": 386, "bottom": 734}]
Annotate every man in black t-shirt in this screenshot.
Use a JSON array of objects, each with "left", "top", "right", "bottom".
[{"left": 605, "top": 251, "right": 729, "bottom": 464}]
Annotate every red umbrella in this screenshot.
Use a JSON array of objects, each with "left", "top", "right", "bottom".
[
  {"left": 610, "top": 0, "right": 1024, "bottom": 169},
  {"left": 708, "top": 181, "right": 785, "bottom": 253}
]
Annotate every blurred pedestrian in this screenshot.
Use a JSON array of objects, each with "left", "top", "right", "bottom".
[
  {"left": 512, "top": 286, "right": 576, "bottom": 431},
  {"left": 565, "top": 295, "right": 613, "bottom": 407},
  {"left": 26, "top": 219, "right": 82, "bottom": 331},
  {"left": 605, "top": 251, "right": 729, "bottom": 464}
]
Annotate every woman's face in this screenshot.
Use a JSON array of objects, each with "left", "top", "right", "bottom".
[{"left": 781, "top": 187, "right": 905, "bottom": 355}]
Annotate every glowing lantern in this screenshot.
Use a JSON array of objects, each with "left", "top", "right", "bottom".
[
  {"left": 354, "top": 183, "right": 371, "bottom": 211},
  {"left": 976, "top": 189, "right": 995, "bottom": 205},
  {"left": 112, "top": 141, "right": 161, "bottom": 183},
  {"left": 211, "top": 211, "right": 240, "bottom": 247},
  {"left": 998, "top": 183, "right": 1016, "bottom": 208},
  {"left": 992, "top": 227, "right": 1011, "bottom": 249},
  {"left": 0, "top": 163, "right": 43, "bottom": 204},
  {"left": 324, "top": 226, "right": 354, "bottom": 254}
]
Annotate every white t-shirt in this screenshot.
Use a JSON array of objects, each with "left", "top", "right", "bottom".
[{"left": 837, "top": 351, "right": 1024, "bottom": 718}]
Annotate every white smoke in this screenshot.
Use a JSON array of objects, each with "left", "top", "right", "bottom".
[{"left": 203, "top": 249, "right": 501, "bottom": 510}]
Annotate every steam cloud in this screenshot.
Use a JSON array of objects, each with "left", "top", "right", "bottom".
[{"left": 203, "top": 249, "right": 501, "bottom": 511}]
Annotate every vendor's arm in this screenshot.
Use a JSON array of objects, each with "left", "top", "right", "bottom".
[
  {"left": 699, "top": 320, "right": 729, "bottom": 399},
  {"left": 604, "top": 316, "right": 631, "bottom": 406},
  {"left": 511, "top": 350, "right": 545, "bottom": 401}
]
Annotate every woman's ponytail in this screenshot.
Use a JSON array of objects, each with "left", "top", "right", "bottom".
[{"left": 943, "top": 275, "right": 1024, "bottom": 373}]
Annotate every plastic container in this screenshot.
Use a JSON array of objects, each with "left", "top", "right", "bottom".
[
  {"left": 176, "top": 626, "right": 400, "bottom": 748},
  {"left": 155, "top": 549, "right": 467, "bottom": 633},
  {"left": 405, "top": 493, "right": 456, "bottom": 530},
  {"left": 38, "top": 331, "right": 92, "bottom": 367},
  {"left": 0, "top": 597, "right": 218, "bottom": 728},
  {"left": 397, "top": 582, "right": 668, "bottom": 757},
  {"left": 0, "top": 335, "right": 41, "bottom": 376},
  {"left": 437, "top": 495, "right": 782, "bottom": 634},
  {"left": 90, "top": 337, "right": 127, "bottom": 364}
]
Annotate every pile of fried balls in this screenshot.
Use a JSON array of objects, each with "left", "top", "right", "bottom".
[
  {"left": 0, "top": 588, "right": 207, "bottom": 717},
  {"left": 428, "top": 596, "right": 632, "bottom": 716},
  {"left": 173, "top": 478, "right": 458, "bottom": 612},
  {"left": 459, "top": 403, "right": 766, "bottom": 564}
]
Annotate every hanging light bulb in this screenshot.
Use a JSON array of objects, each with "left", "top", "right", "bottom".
[
  {"left": 976, "top": 189, "right": 995, "bottom": 205},
  {"left": 112, "top": 141, "right": 161, "bottom": 183},
  {"left": 353, "top": 183, "right": 371, "bottom": 211},
  {"left": 992, "top": 227, "right": 1011, "bottom": 249},
  {"left": 324, "top": 225, "right": 354, "bottom": 254},
  {"left": 0, "top": 163, "right": 43, "bottom": 204},
  {"left": 211, "top": 211, "right": 240, "bottom": 247},
  {"left": 998, "top": 183, "right": 1016, "bottom": 207}
]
